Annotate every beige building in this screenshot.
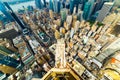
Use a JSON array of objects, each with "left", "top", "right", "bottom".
[
  {"left": 102, "top": 13, "right": 117, "bottom": 24},
  {"left": 49, "top": 10, "right": 53, "bottom": 19}
]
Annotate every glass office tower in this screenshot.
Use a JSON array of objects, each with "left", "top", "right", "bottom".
[
  {"left": 53, "top": 0, "right": 58, "bottom": 13},
  {"left": 0, "top": 46, "right": 24, "bottom": 70},
  {"left": 0, "top": 1, "right": 14, "bottom": 21},
  {"left": 83, "top": 0, "right": 95, "bottom": 20},
  {"left": 61, "top": 9, "right": 67, "bottom": 23},
  {"left": 70, "top": 0, "right": 74, "bottom": 14},
  {"left": 49, "top": 0, "right": 54, "bottom": 11},
  {"left": 35, "top": 0, "right": 43, "bottom": 9},
  {"left": 43, "top": 0, "right": 46, "bottom": 7},
  {"left": 96, "top": 2, "right": 114, "bottom": 22}
]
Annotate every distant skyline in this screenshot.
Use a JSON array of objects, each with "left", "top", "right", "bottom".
[
  {"left": 0, "top": 0, "right": 119, "bottom": 18},
  {"left": 0, "top": 0, "right": 50, "bottom": 2},
  {"left": 0, "top": 0, "right": 32, "bottom": 2},
  {"left": 0, "top": 0, "right": 35, "bottom": 14},
  {"left": 0, "top": 0, "right": 56, "bottom": 3}
]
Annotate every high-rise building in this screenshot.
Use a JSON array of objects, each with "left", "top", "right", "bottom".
[
  {"left": 92, "top": 0, "right": 112, "bottom": 18},
  {"left": 70, "top": 28, "right": 75, "bottom": 38},
  {"left": 72, "top": 15, "right": 77, "bottom": 27},
  {"left": 49, "top": 10, "right": 53, "bottom": 19},
  {"left": 58, "top": 0, "right": 61, "bottom": 13},
  {"left": 0, "top": 46, "right": 24, "bottom": 71},
  {"left": 92, "top": 0, "right": 104, "bottom": 15},
  {"left": 74, "top": 0, "right": 81, "bottom": 13},
  {"left": 70, "top": 0, "right": 74, "bottom": 14},
  {"left": 83, "top": 0, "right": 95, "bottom": 20},
  {"left": 96, "top": 2, "right": 114, "bottom": 22},
  {"left": 0, "top": 23, "right": 19, "bottom": 40},
  {"left": 38, "top": 39, "right": 81, "bottom": 80},
  {"left": 55, "top": 30, "right": 60, "bottom": 39},
  {"left": 77, "top": 9, "right": 83, "bottom": 21},
  {"left": 0, "top": 38, "right": 18, "bottom": 52},
  {"left": 102, "top": 13, "right": 117, "bottom": 24},
  {"left": 78, "top": 4, "right": 82, "bottom": 10},
  {"left": 60, "top": 1, "right": 63, "bottom": 10},
  {"left": 0, "top": 1, "right": 14, "bottom": 21},
  {"left": 3, "top": 2, "right": 26, "bottom": 30},
  {"left": 12, "top": 36, "right": 34, "bottom": 65},
  {"left": 35, "top": 0, "right": 43, "bottom": 9},
  {"left": 74, "top": 21, "right": 80, "bottom": 33},
  {"left": 61, "top": 8, "right": 67, "bottom": 23},
  {"left": 49, "top": 0, "right": 54, "bottom": 11},
  {"left": 66, "top": 15, "right": 73, "bottom": 26},
  {"left": 73, "top": 6, "right": 77, "bottom": 14},
  {"left": 65, "top": 0, "right": 70, "bottom": 9},
  {"left": 68, "top": 0, "right": 81, "bottom": 13},
  {"left": 53, "top": 0, "right": 58, "bottom": 13},
  {"left": 81, "top": 0, "right": 88, "bottom": 10},
  {"left": 43, "top": 0, "right": 46, "bottom": 7}
]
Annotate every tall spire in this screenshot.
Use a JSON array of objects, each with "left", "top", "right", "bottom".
[{"left": 55, "top": 39, "right": 66, "bottom": 68}]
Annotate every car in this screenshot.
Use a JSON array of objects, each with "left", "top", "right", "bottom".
[{"left": 38, "top": 32, "right": 50, "bottom": 46}]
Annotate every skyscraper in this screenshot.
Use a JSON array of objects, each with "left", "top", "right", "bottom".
[
  {"left": 77, "top": 9, "right": 83, "bottom": 21},
  {"left": 69, "top": 0, "right": 81, "bottom": 14},
  {"left": 96, "top": 2, "right": 114, "bottom": 22},
  {"left": 0, "top": 46, "right": 24, "bottom": 70},
  {"left": 74, "top": 0, "right": 81, "bottom": 13},
  {"left": 49, "top": 10, "right": 53, "bottom": 19},
  {"left": 58, "top": 0, "right": 61, "bottom": 13},
  {"left": 43, "top": 0, "right": 46, "bottom": 7},
  {"left": 49, "top": 0, "right": 54, "bottom": 11},
  {"left": 73, "top": 6, "right": 77, "bottom": 14},
  {"left": 81, "top": 0, "right": 88, "bottom": 10},
  {"left": 70, "top": 0, "right": 74, "bottom": 14},
  {"left": 61, "top": 9, "right": 67, "bottom": 23},
  {"left": 83, "top": 0, "right": 95, "bottom": 20},
  {"left": 3, "top": 2, "right": 26, "bottom": 30},
  {"left": 35, "top": 0, "right": 43, "bottom": 9},
  {"left": 65, "top": 0, "right": 70, "bottom": 9},
  {"left": 92, "top": 0, "right": 107, "bottom": 15},
  {"left": 0, "top": 1, "right": 14, "bottom": 21},
  {"left": 53, "top": 0, "right": 58, "bottom": 13}
]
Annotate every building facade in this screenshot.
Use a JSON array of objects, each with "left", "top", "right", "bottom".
[
  {"left": 96, "top": 2, "right": 114, "bottom": 22},
  {"left": 83, "top": 0, "right": 95, "bottom": 20},
  {"left": 0, "top": 1, "right": 14, "bottom": 21},
  {"left": 35, "top": 0, "right": 43, "bottom": 9}
]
